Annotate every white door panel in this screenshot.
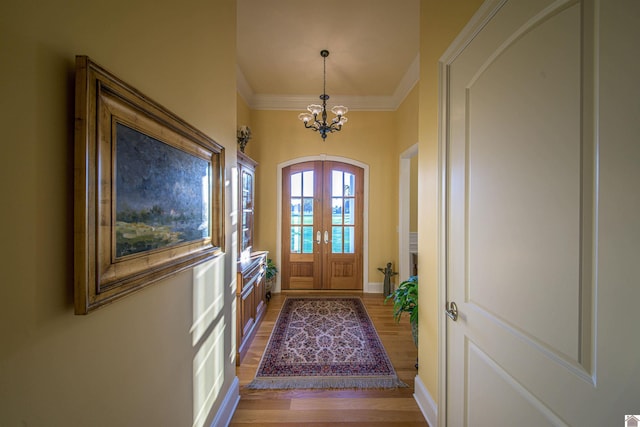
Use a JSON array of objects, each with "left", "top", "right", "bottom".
[
  {"left": 442, "top": 0, "right": 640, "bottom": 426},
  {"left": 466, "top": 2, "right": 583, "bottom": 362}
]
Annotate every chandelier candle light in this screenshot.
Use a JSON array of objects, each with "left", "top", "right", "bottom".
[{"left": 298, "top": 50, "right": 348, "bottom": 140}]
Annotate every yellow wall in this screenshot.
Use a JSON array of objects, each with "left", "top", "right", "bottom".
[
  {"left": 410, "top": 155, "right": 419, "bottom": 232},
  {"left": 396, "top": 85, "right": 420, "bottom": 155},
  {"left": 0, "top": 1, "right": 238, "bottom": 426},
  {"left": 418, "top": 0, "right": 484, "bottom": 403},
  {"left": 396, "top": 85, "right": 420, "bottom": 237},
  {"left": 237, "top": 93, "right": 252, "bottom": 145},
  {"left": 248, "top": 109, "right": 400, "bottom": 284}
]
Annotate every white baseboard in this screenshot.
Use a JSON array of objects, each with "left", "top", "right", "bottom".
[
  {"left": 365, "top": 281, "right": 383, "bottom": 293},
  {"left": 414, "top": 374, "right": 437, "bottom": 427},
  {"left": 210, "top": 376, "right": 240, "bottom": 427}
]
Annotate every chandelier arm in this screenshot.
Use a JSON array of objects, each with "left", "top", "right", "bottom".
[{"left": 302, "top": 121, "right": 319, "bottom": 131}]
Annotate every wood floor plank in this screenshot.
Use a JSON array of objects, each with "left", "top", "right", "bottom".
[
  {"left": 231, "top": 409, "right": 426, "bottom": 423},
  {"left": 290, "top": 397, "right": 421, "bottom": 411},
  {"left": 231, "top": 423, "right": 428, "bottom": 427},
  {"left": 230, "top": 292, "right": 429, "bottom": 426}
]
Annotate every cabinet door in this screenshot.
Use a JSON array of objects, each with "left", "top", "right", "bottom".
[
  {"left": 240, "top": 167, "right": 254, "bottom": 255},
  {"left": 239, "top": 279, "right": 255, "bottom": 339},
  {"left": 256, "top": 259, "right": 267, "bottom": 317},
  {"left": 237, "top": 152, "right": 257, "bottom": 258}
]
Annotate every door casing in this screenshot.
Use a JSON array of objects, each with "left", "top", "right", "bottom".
[{"left": 275, "top": 155, "right": 370, "bottom": 293}]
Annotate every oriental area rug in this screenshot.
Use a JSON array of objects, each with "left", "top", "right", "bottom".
[{"left": 246, "top": 296, "right": 408, "bottom": 390}]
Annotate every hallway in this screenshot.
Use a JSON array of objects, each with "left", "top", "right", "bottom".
[{"left": 230, "top": 293, "right": 428, "bottom": 426}]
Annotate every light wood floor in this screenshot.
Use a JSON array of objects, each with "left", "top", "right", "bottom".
[{"left": 230, "top": 292, "right": 429, "bottom": 427}]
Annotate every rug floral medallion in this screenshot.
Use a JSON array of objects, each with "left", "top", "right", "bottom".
[{"left": 246, "top": 296, "right": 408, "bottom": 389}]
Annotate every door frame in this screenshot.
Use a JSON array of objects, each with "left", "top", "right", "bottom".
[{"left": 276, "top": 155, "right": 370, "bottom": 293}]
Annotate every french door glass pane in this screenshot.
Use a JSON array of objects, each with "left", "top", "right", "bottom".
[
  {"left": 332, "top": 198, "right": 342, "bottom": 225},
  {"left": 291, "top": 226, "right": 301, "bottom": 253},
  {"left": 291, "top": 172, "right": 301, "bottom": 197},
  {"left": 332, "top": 226, "right": 342, "bottom": 253},
  {"left": 344, "top": 172, "right": 355, "bottom": 195},
  {"left": 302, "top": 226, "right": 313, "bottom": 253},
  {"left": 303, "top": 171, "right": 314, "bottom": 197},
  {"left": 291, "top": 198, "right": 301, "bottom": 225},
  {"left": 303, "top": 198, "right": 314, "bottom": 225},
  {"left": 332, "top": 171, "right": 343, "bottom": 196},
  {"left": 344, "top": 226, "right": 354, "bottom": 253},
  {"left": 344, "top": 198, "right": 354, "bottom": 225}
]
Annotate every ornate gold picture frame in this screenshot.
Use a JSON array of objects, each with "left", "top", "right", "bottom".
[{"left": 74, "top": 56, "right": 224, "bottom": 314}]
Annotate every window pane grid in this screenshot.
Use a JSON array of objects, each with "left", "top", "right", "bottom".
[
  {"left": 291, "top": 226, "right": 301, "bottom": 253},
  {"left": 332, "top": 226, "right": 342, "bottom": 253},
  {"left": 291, "top": 198, "right": 301, "bottom": 225},
  {"left": 329, "top": 171, "right": 357, "bottom": 253},
  {"left": 290, "top": 167, "right": 357, "bottom": 256},
  {"left": 332, "top": 197, "right": 342, "bottom": 225},
  {"left": 291, "top": 172, "right": 302, "bottom": 197},
  {"left": 344, "top": 197, "right": 354, "bottom": 225},
  {"left": 302, "top": 226, "right": 313, "bottom": 253},
  {"left": 303, "top": 198, "right": 314, "bottom": 225},
  {"left": 344, "top": 226, "right": 355, "bottom": 253},
  {"left": 290, "top": 169, "right": 315, "bottom": 255},
  {"left": 303, "top": 171, "right": 314, "bottom": 197}
]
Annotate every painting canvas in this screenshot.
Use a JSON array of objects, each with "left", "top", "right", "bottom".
[{"left": 115, "top": 123, "right": 210, "bottom": 258}]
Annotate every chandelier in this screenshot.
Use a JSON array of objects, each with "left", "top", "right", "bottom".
[{"left": 298, "top": 50, "right": 348, "bottom": 140}]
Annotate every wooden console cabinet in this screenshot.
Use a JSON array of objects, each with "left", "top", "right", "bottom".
[
  {"left": 235, "top": 151, "right": 268, "bottom": 364},
  {"left": 236, "top": 251, "right": 267, "bottom": 364}
]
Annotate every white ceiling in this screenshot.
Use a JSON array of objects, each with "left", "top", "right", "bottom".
[{"left": 237, "top": 0, "right": 420, "bottom": 111}]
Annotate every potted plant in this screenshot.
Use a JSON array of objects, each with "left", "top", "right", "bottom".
[
  {"left": 237, "top": 125, "right": 252, "bottom": 153},
  {"left": 264, "top": 258, "right": 278, "bottom": 301},
  {"left": 384, "top": 275, "right": 418, "bottom": 347}
]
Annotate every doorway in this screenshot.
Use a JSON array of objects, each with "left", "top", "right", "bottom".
[
  {"left": 398, "top": 143, "right": 418, "bottom": 282},
  {"left": 280, "top": 159, "right": 364, "bottom": 290}
]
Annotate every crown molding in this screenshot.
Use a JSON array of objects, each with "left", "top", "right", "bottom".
[
  {"left": 392, "top": 54, "right": 420, "bottom": 108},
  {"left": 236, "top": 54, "right": 419, "bottom": 111},
  {"left": 236, "top": 66, "right": 253, "bottom": 106},
  {"left": 250, "top": 94, "right": 398, "bottom": 111}
]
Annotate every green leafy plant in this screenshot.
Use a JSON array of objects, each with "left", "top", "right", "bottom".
[
  {"left": 265, "top": 258, "right": 278, "bottom": 280},
  {"left": 385, "top": 275, "right": 418, "bottom": 324},
  {"left": 385, "top": 276, "right": 418, "bottom": 346}
]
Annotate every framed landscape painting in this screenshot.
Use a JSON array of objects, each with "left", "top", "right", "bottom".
[{"left": 74, "top": 56, "right": 224, "bottom": 314}]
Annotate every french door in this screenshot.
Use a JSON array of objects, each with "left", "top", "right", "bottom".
[{"left": 281, "top": 161, "right": 363, "bottom": 290}]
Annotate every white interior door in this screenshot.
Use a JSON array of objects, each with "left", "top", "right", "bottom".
[{"left": 442, "top": 0, "right": 640, "bottom": 426}]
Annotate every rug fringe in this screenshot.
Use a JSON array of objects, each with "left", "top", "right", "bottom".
[{"left": 245, "top": 376, "right": 408, "bottom": 390}]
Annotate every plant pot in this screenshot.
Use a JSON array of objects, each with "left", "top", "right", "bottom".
[
  {"left": 266, "top": 277, "right": 275, "bottom": 292},
  {"left": 265, "top": 276, "right": 275, "bottom": 301}
]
